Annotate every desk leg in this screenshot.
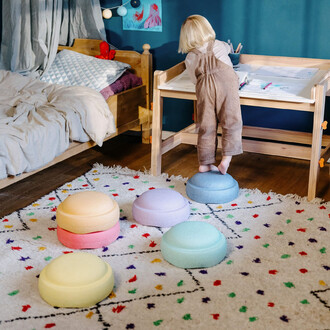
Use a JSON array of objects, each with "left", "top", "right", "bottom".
[
  {"left": 151, "top": 87, "right": 163, "bottom": 176},
  {"left": 308, "top": 83, "right": 327, "bottom": 201}
]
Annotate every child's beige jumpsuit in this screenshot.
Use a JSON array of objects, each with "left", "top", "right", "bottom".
[{"left": 192, "top": 40, "right": 243, "bottom": 165}]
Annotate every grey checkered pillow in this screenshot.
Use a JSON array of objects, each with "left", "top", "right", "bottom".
[{"left": 41, "top": 49, "right": 130, "bottom": 92}]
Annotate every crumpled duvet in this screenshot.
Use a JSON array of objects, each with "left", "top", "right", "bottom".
[{"left": 0, "top": 70, "right": 116, "bottom": 179}]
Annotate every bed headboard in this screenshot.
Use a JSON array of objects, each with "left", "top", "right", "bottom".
[{"left": 57, "top": 38, "right": 153, "bottom": 108}]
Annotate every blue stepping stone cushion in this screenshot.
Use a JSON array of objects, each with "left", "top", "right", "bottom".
[{"left": 186, "top": 171, "right": 239, "bottom": 204}]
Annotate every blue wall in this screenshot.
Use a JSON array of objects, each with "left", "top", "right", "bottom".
[{"left": 102, "top": 0, "right": 329, "bottom": 133}]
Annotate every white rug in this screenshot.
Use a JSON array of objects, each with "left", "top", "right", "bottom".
[{"left": 0, "top": 165, "right": 329, "bottom": 329}]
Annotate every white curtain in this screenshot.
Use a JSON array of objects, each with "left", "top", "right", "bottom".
[{"left": 0, "top": 0, "right": 106, "bottom": 76}]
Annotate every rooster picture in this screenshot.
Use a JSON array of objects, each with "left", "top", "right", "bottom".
[{"left": 123, "top": 0, "right": 162, "bottom": 32}]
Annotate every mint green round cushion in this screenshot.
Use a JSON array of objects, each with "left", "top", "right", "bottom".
[{"left": 161, "top": 221, "right": 227, "bottom": 268}]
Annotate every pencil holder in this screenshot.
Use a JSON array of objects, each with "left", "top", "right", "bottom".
[{"left": 229, "top": 53, "right": 240, "bottom": 66}]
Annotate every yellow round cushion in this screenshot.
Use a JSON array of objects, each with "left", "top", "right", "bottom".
[
  {"left": 56, "top": 191, "right": 119, "bottom": 234},
  {"left": 38, "top": 252, "right": 114, "bottom": 308}
]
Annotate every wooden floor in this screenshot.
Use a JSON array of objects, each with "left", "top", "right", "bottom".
[{"left": 0, "top": 134, "right": 329, "bottom": 218}]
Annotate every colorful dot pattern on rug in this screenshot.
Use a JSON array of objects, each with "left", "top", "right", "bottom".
[{"left": 0, "top": 165, "right": 329, "bottom": 329}]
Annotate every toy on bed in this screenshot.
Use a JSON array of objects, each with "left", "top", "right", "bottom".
[{"left": 94, "top": 40, "right": 116, "bottom": 60}]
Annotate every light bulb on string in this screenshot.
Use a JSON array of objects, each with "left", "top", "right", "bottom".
[
  {"left": 117, "top": 6, "right": 127, "bottom": 17},
  {"left": 102, "top": 0, "right": 132, "bottom": 19},
  {"left": 102, "top": 8, "right": 112, "bottom": 19}
]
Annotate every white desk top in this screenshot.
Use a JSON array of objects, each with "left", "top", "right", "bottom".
[{"left": 158, "top": 65, "right": 326, "bottom": 104}]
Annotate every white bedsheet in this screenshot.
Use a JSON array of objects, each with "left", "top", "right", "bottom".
[{"left": 0, "top": 70, "right": 116, "bottom": 179}]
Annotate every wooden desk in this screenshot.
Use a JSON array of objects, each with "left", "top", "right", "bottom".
[{"left": 151, "top": 54, "right": 330, "bottom": 201}]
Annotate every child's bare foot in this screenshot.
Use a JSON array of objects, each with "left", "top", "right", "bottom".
[
  {"left": 199, "top": 164, "right": 219, "bottom": 173},
  {"left": 218, "top": 156, "right": 232, "bottom": 174}
]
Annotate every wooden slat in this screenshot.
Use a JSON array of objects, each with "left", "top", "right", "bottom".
[
  {"left": 320, "top": 144, "right": 330, "bottom": 159},
  {"left": 240, "top": 97, "right": 315, "bottom": 111},
  {"left": 0, "top": 114, "right": 150, "bottom": 190},
  {"left": 308, "top": 82, "right": 327, "bottom": 200},
  {"left": 160, "top": 90, "right": 197, "bottom": 100},
  {"left": 240, "top": 54, "right": 330, "bottom": 70},
  {"left": 141, "top": 45, "right": 153, "bottom": 108},
  {"left": 161, "top": 133, "right": 182, "bottom": 155},
  {"left": 178, "top": 132, "right": 311, "bottom": 160},
  {"left": 239, "top": 126, "right": 330, "bottom": 147},
  {"left": 160, "top": 124, "right": 196, "bottom": 155},
  {"left": 242, "top": 139, "right": 311, "bottom": 160},
  {"left": 110, "top": 85, "right": 146, "bottom": 127},
  {"left": 172, "top": 125, "right": 330, "bottom": 148},
  {"left": 151, "top": 72, "right": 164, "bottom": 176},
  {"left": 156, "top": 62, "right": 186, "bottom": 86},
  {"left": 0, "top": 141, "right": 95, "bottom": 190},
  {"left": 160, "top": 126, "right": 315, "bottom": 161}
]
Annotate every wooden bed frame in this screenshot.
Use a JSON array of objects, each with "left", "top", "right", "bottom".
[{"left": 0, "top": 39, "right": 152, "bottom": 189}]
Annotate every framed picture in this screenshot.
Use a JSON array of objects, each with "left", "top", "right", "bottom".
[{"left": 123, "top": 0, "right": 162, "bottom": 32}]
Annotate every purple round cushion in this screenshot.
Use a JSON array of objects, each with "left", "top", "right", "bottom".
[{"left": 132, "top": 188, "right": 190, "bottom": 227}]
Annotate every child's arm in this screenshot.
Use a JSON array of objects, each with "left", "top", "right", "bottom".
[
  {"left": 185, "top": 52, "right": 197, "bottom": 84},
  {"left": 222, "top": 41, "right": 231, "bottom": 54},
  {"left": 214, "top": 40, "right": 233, "bottom": 67}
]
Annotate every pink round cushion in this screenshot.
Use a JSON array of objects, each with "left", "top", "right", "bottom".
[
  {"left": 132, "top": 188, "right": 190, "bottom": 227},
  {"left": 56, "top": 191, "right": 119, "bottom": 234},
  {"left": 57, "top": 221, "right": 120, "bottom": 249}
]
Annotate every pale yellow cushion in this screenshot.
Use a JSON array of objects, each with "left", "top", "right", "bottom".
[
  {"left": 56, "top": 191, "right": 119, "bottom": 234},
  {"left": 38, "top": 252, "right": 114, "bottom": 307}
]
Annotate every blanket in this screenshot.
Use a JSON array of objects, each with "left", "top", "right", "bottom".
[{"left": 0, "top": 70, "right": 115, "bottom": 179}]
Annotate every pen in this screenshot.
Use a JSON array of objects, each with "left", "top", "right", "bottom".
[
  {"left": 239, "top": 81, "right": 246, "bottom": 90},
  {"left": 263, "top": 82, "right": 272, "bottom": 90}
]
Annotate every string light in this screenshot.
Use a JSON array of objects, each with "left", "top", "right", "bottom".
[{"left": 102, "top": 0, "right": 140, "bottom": 19}]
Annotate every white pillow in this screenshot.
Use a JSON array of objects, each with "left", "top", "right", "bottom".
[{"left": 41, "top": 49, "right": 130, "bottom": 92}]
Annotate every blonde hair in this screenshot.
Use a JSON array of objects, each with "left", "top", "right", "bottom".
[{"left": 178, "top": 15, "right": 216, "bottom": 54}]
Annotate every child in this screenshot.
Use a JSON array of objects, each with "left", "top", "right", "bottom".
[{"left": 178, "top": 15, "right": 243, "bottom": 174}]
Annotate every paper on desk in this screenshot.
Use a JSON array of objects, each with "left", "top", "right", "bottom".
[
  {"left": 158, "top": 67, "right": 317, "bottom": 103},
  {"left": 236, "top": 64, "right": 318, "bottom": 80},
  {"left": 239, "top": 77, "right": 314, "bottom": 103},
  {"left": 235, "top": 64, "right": 318, "bottom": 102},
  {"left": 158, "top": 70, "right": 248, "bottom": 93},
  {"left": 252, "top": 66, "right": 318, "bottom": 80},
  {"left": 159, "top": 70, "right": 195, "bottom": 92}
]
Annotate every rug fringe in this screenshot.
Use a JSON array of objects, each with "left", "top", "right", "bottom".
[
  {"left": 240, "top": 188, "right": 328, "bottom": 205},
  {"left": 92, "top": 163, "right": 189, "bottom": 183},
  {"left": 92, "top": 163, "right": 329, "bottom": 206}
]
